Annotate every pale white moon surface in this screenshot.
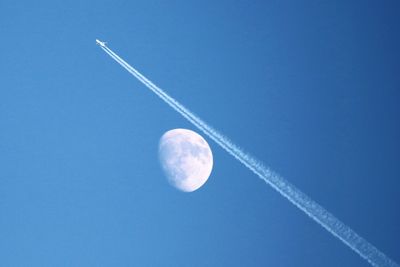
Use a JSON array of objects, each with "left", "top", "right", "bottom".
[{"left": 158, "top": 129, "right": 213, "bottom": 192}]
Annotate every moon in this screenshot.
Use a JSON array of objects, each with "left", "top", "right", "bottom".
[{"left": 158, "top": 128, "right": 213, "bottom": 192}]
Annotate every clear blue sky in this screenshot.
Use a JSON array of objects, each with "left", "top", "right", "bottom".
[{"left": 1, "top": 1, "right": 399, "bottom": 266}]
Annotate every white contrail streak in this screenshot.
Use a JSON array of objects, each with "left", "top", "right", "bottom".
[{"left": 98, "top": 43, "right": 398, "bottom": 267}]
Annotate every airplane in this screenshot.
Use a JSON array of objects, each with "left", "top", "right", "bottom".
[{"left": 96, "top": 39, "right": 107, "bottom": 47}]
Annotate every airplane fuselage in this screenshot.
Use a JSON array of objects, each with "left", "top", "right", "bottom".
[{"left": 96, "top": 39, "right": 106, "bottom": 47}]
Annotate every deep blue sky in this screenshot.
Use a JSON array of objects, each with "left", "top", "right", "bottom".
[{"left": 1, "top": 1, "right": 399, "bottom": 266}]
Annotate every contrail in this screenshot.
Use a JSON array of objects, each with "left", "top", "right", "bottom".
[{"left": 97, "top": 41, "right": 398, "bottom": 267}]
